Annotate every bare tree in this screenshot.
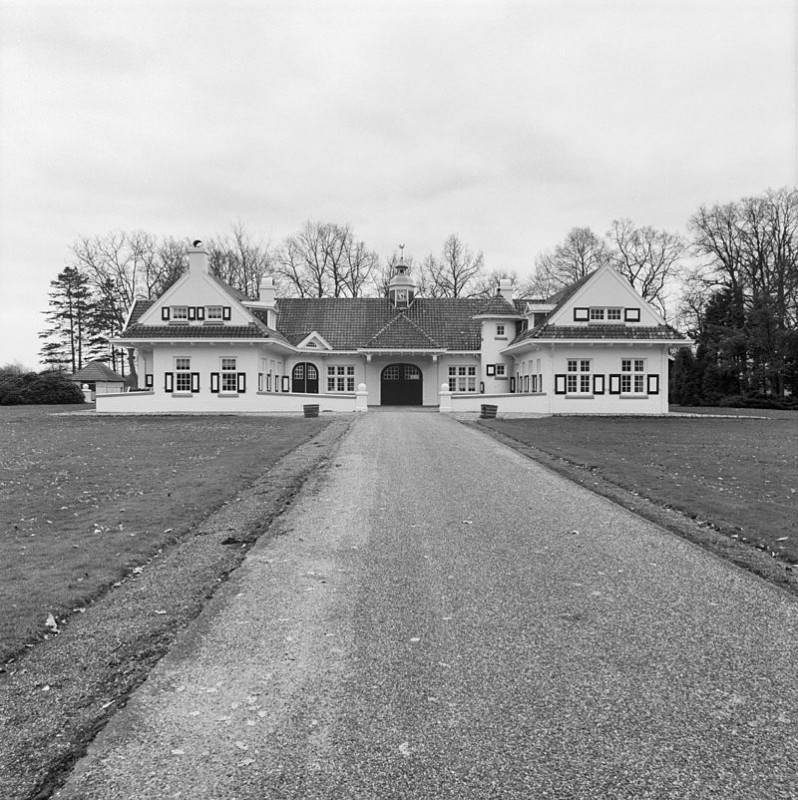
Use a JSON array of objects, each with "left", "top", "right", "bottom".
[
  {"left": 208, "top": 222, "right": 273, "bottom": 298},
  {"left": 530, "top": 227, "right": 610, "bottom": 296},
  {"left": 275, "top": 222, "right": 377, "bottom": 298},
  {"left": 606, "top": 218, "right": 685, "bottom": 316},
  {"left": 418, "top": 234, "right": 486, "bottom": 298}
]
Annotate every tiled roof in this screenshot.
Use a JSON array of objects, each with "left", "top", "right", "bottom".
[
  {"left": 274, "top": 298, "right": 484, "bottom": 350},
  {"left": 473, "top": 295, "right": 522, "bottom": 317},
  {"left": 367, "top": 313, "right": 441, "bottom": 349},
  {"left": 518, "top": 324, "right": 688, "bottom": 342},
  {"left": 70, "top": 361, "right": 126, "bottom": 382},
  {"left": 119, "top": 324, "right": 281, "bottom": 340},
  {"left": 128, "top": 299, "right": 154, "bottom": 325}
]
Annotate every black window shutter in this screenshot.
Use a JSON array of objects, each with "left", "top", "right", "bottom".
[
  {"left": 210, "top": 372, "right": 220, "bottom": 393},
  {"left": 197, "top": 306, "right": 205, "bottom": 321},
  {"left": 593, "top": 374, "right": 605, "bottom": 395},
  {"left": 191, "top": 372, "right": 200, "bottom": 393},
  {"left": 161, "top": 307, "right": 170, "bottom": 321},
  {"left": 164, "top": 372, "right": 174, "bottom": 392},
  {"left": 237, "top": 372, "right": 247, "bottom": 393},
  {"left": 145, "top": 373, "right": 153, "bottom": 388},
  {"left": 188, "top": 307, "right": 196, "bottom": 321},
  {"left": 609, "top": 374, "right": 621, "bottom": 395},
  {"left": 223, "top": 306, "right": 232, "bottom": 321},
  {"left": 554, "top": 374, "right": 566, "bottom": 394},
  {"left": 573, "top": 307, "right": 589, "bottom": 322},
  {"left": 647, "top": 374, "right": 660, "bottom": 394}
]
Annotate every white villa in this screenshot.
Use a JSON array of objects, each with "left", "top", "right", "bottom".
[{"left": 97, "top": 241, "right": 689, "bottom": 415}]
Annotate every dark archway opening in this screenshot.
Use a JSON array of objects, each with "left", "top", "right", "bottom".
[
  {"left": 381, "top": 363, "right": 423, "bottom": 405},
  {"left": 292, "top": 362, "right": 319, "bottom": 393}
]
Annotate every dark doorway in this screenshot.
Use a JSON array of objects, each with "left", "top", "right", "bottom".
[
  {"left": 292, "top": 362, "right": 319, "bottom": 393},
  {"left": 381, "top": 363, "right": 423, "bottom": 405}
]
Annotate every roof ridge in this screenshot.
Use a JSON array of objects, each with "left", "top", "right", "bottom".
[{"left": 367, "top": 311, "right": 441, "bottom": 348}]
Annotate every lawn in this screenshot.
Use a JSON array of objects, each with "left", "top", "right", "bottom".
[
  {"left": 0, "top": 406, "right": 331, "bottom": 664},
  {"left": 479, "top": 412, "right": 798, "bottom": 563}
]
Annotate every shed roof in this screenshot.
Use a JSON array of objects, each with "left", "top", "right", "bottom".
[{"left": 71, "top": 361, "right": 126, "bottom": 382}]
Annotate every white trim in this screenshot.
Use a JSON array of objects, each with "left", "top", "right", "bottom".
[{"left": 297, "top": 331, "right": 333, "bottom": 350}]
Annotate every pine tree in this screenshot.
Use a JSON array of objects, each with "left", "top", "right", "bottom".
[{"left": 38, "top": 266, "right": 96, "bottom": 373}]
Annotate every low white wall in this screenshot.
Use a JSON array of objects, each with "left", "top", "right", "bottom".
[
  {"left": 446, "top": 392, "right": 550, "bottom": 414},
  {"left": 96, "top": 390, "right": 359, "bottom": 414}
]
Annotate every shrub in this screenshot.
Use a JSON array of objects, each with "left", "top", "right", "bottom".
[
  {"left": 0, "top": 372, "right": 85, "bottom": 405},
  {"left": 717, "top": 393, "right": 798, "bottom": 410}
]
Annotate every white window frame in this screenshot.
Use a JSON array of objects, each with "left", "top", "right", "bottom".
[
  {"left": 174, "top": 357, "right": 192, "bottom": 393},
  {"left": 496, "top": 324, "right": 506, "bottom": 336},
  {"left": 206, "top": 306, "right": 223, "bottom": 320},
  {"left": 566, "top": 359, "right": 592, "bottom": 394},
  {"left": 621, "top": 358, "right": 647, "bottom": 394},
  {"left": 220, "top": 357, "right": 238, "bottom": 394},
  {"left": 448, "top": 365, "right": 477, "bottom": 392},
  {"left": 327, "top": 365, "right": 356, "bottom": 392},
  {"left": 172, "top": 306, "right": 189, "bottom": 321}
]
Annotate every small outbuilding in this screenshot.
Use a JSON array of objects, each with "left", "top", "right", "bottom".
[{"left": 70, "top": 361, "right": 127, "bottom": 399}]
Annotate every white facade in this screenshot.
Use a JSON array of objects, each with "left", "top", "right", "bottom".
[{"left": 100, "top": 243, "right": 689, "bottom": 416}]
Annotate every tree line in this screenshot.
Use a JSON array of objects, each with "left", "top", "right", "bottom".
[{"left": 38, "top": 187, "right": 798, "bottom": 402}]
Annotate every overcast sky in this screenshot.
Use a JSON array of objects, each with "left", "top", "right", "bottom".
[{"left": 0, "top": 0, "right": 795, "bottom": 369}]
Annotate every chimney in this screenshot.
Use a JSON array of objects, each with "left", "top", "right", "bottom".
[
  {"left": 258, "top": 275, "right": 278, "bottom": 327},
  {"left": 497, "top": 278, "right": 513, "bottom": 298},
  {"left": 259, "top": 275, "right": 277, "bottom": 307},
  {"left": 188, "top": 239, "right": 210, "bottom": 274}
]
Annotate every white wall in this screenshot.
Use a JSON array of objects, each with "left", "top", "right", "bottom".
[
  {"left": 96, "top": 390, "right": 359, "bottom": 414},
  {"left": 480, "top": 320, "right": 514, "bottom": 393}
]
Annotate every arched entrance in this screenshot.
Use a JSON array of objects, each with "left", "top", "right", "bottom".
[
  {"left": 381, "top": 363, "right": 423, "bottom": 406},
  {"left": 292, "top": 362, "right": 319, "bottom": 393}
]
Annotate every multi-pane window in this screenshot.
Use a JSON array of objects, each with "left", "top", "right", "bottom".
[
  {"left": 207, "top": 306, "right": 223, "bottom": 320},
  {"left": 496, "top": 324, "right": 505, "bottom": 336},
  {"left": 448, "top": 365, "right": 477, "bottom": 392},
  {"left": 566, "top": 359, "right": 591, "bottom": 393},
  {"left": 172, "top": 306, "right": 189, "bottom": 321},
  {"left": 588, "top": 307, "right": 623, "bottom": 322},
  {"left": 495, "top": 364, "right": 506, "bottom": 376},
  {"left": 221, "top": 357, "right": 238, "bottom": 392},
  {"left": 175, "top": 357, "right": 192, "bottom": 392},
  {"left": 621, "top": 359, "right": 646, "bottom": 393},
  {"left": 327, "top": 365, "right": 355, "bottom": 392}
]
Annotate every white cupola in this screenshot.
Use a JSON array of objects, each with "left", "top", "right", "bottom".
[{"left": 388, "top": 247, "right": 416, "bottom": 309}]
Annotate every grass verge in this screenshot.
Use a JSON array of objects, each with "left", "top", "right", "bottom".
[
  {"left": 0, "top": 407, "right": 352, "bottom": 800},
  {"left": 473, "top": 411, "right": 798, "bottom": 591},
  {"left": 0, "top": 406, "right": 333, "bottom": 665}
]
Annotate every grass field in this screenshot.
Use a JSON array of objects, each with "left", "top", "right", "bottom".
[
  {"left": 480, "top": 411, "right": 798, "bottom": 564},
  {"left": 0, "top": 406, "right": 330, "bottom": 664}
]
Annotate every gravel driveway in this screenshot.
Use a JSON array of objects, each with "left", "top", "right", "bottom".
[{"left": 54, "top": 412, "right": 798, "bottom": 799}]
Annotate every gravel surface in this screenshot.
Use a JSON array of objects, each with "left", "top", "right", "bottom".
[{"left": 52, "top": 412, "right": 798, "bottom": 799}]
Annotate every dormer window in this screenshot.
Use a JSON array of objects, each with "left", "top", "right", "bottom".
[
  {"left": 206, "top": 306, "right": 223, "bottom": 320},
  {"left": 172, "top": 306, "right": 188, "bottom": 321}
]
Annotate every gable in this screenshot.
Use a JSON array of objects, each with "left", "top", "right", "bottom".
[
  {"left": 367, "top": 313, "right": 440, "bottom": 349},
  {"left": 547, "top": 265, "right": 663, "bottom": 328},
  {"left": 297, "top": 331, "right": 333, "bottom": 350},
  {"left": 136, "top": 270, "right": 254, "bottom": 328}
]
